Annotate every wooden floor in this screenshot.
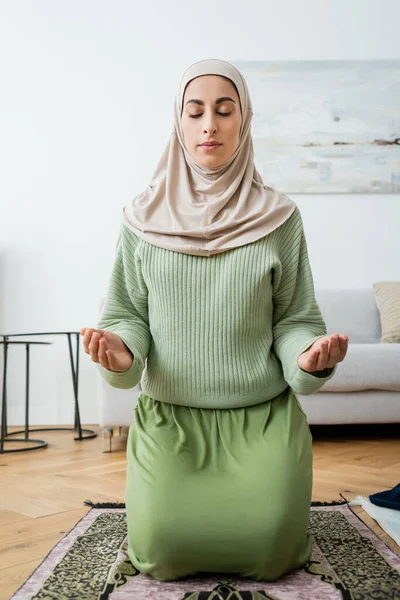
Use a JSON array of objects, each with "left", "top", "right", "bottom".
[{"left": 1, "top": 423, "right": 399, "bottom": 599}]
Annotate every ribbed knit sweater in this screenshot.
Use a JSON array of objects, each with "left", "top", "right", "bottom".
[{"left": 96, "top": 205, "right": 337, "bottom": 409}]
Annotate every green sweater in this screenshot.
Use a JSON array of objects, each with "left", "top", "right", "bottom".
[{"left": 96, "top": 205, "right": 337, "bottom": 409}]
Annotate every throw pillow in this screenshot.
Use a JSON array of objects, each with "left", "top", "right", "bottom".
[{"left": 372, "top": 281, "right": 400, "bottom": 343}]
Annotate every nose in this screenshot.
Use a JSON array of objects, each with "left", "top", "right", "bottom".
[
  {"left": 203, "top": 124, "right": 217, "bottom": 135},
  {"left": 203, "top": 113, "right": 217, "bottom": 134}
]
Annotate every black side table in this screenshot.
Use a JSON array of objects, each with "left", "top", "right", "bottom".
[
  {"left": 1, "top": 332, "right": 97, "bottom": 454},
  {"left": 1, "top": 341, "right": 51, "bottom": 453}
]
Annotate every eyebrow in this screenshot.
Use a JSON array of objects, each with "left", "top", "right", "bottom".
[{"left": 184, "top": 96, "right": 236, "bottom": 107}]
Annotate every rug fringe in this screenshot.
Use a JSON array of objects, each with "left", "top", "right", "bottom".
[
  {"left": 84, "top": 499, "right": 126, "bottom": 508},
  {"left": 311, "top": 492, "right": 349, "bottom": 506},
  {"left": 84, "top": 493, "right": 350, "bottom": 510},
  {"left": 311, "top": 500, "right": 347, "bottom": 506}
]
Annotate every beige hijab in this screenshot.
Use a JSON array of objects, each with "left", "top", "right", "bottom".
[{"left": 122, "top": 58, "right": 296, "bottom": 257}]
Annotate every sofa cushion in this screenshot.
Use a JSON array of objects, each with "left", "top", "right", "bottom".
[
  {"left": 318, "top": 343, "right": 400, "bottom": 392},
  {"left": 315, "top": 288, "right": 381, "bottom": 343},
  {"left": 298, "top": 390, "right": 400, "bottom": 424},
  {"left": 373, "top": 281, "right": 400, "bottom": 343}
]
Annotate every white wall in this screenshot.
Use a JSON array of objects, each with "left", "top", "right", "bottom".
[{"left": 1, "top": 0, "right": 399, "bottom": 426}]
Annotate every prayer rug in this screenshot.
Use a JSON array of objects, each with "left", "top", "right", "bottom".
[{"left": 9, "top": 499, "right": 400, "bottom": 600}]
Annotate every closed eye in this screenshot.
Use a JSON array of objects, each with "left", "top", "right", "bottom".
[{"left": 189, "top": 113, "right": 232, "bottom": 118}]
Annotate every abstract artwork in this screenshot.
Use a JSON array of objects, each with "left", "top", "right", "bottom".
[{"left": 234, "top": 60, "right": 400, "bottom": 193}]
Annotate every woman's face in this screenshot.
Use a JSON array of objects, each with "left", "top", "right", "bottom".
[{"left": 181, "top": 75, "right": 242, "bottom": 168}]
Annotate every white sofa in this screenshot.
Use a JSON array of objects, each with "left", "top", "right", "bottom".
[{"left": 97, "top": 288, "right": 400, "bottom": 451}]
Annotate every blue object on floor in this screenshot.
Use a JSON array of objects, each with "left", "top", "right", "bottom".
[{"left": 369, "top": 483, "right": 400, "bottom": 511}]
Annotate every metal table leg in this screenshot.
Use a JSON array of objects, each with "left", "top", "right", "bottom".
[
  {"left": 67, "top": 333, "right": 97, "bottom": 441},
  {"left": 1, "top": 333, "right": 97, "bottom": 452},
  {"left": 1, "top": 341, "right": 47, "bottom": 453}
]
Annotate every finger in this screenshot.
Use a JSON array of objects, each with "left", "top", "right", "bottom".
[
  {"left": 82, "top": 328, "right": 94, "bottom": 353},
  {"left": 82, "top": 327, "right": 103, "bottom": 338},
  {"left": 88, "top": 331, "right": 101, "bottom": 363},
  {"left": 338, "top": 335, "right": 349, "bottom": 361},
  {"left": 307, "top": 347, "right": 320, "bottom": 371},
  {"left": 316, "top": 340, "right": 329, "bottom": 370},
  {"left": 328, "top": 334, "right": 341, "bottom": 363},
  {"left": 98, "top": 337, "right": 110, "bottom": 369},
  {"left": 106, "top": 349, "right": 117, "bottom": 371}
]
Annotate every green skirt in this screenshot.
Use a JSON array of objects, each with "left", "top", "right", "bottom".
[{"left": 125, "top": 386, "right": 313, "bottom": 582}]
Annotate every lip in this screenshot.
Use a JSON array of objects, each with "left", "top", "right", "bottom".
[
  {"left": 199, "top": 143, "right": 222, "bottom": 151},
  {"left": 200, "top": 141, "right": 222, "bottom": 146},
  {"left": 200, "top": 144, "right": 221, "bottom": 151}
]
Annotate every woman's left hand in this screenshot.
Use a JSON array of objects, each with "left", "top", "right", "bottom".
[{"left": 297, "top": 333, "right": 349, "bottom": 373}]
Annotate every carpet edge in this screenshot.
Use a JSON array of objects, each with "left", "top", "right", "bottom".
[{"left": 83, "top": 493, "right": 350, "bottom": 509}]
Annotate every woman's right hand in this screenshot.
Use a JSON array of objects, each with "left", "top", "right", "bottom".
[{"left": 80, "top": 328, "right": 134, "bottom": 372}]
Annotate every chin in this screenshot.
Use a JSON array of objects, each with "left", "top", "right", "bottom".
[
  {"left": 200, "top": 156, "right": 220, "bottom": 164},
  {"left": 196, "top": 153, "right": 226, "bottom": 168}
]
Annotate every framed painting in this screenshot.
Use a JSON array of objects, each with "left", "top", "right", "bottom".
[{"left": 234, "top": 60, "right": 400, "bottom": 193}]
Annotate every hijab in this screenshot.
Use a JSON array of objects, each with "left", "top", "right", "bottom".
[{"left": 122, "top": 58, "right": 296, "bottom": 257}]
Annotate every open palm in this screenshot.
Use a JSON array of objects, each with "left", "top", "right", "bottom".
[
  {"left": 80, "top": 328, "right": 134, "bottom": 372},
  {"left": 297, "top": 333, "right": 349, "bottom": 373}
]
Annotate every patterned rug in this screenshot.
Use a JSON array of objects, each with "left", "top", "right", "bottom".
[{"left": 10, "top": 499, "right": 400, "bottom": 600}]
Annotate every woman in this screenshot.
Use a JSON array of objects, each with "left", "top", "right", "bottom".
[{"left": 81, "top": 58, "right": 348, "bottom": 582}]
